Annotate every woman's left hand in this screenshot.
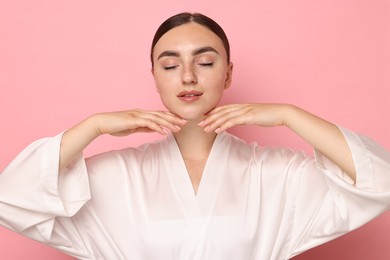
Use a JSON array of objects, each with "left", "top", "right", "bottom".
[
  {"left": 200, "top": 103, "right": 356, "bottom": 181},
  {"left": 199, "top": 103, "right": 289, "bottom": 133}
]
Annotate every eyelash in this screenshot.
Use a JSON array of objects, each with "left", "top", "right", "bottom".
[
  {"left": 163, "top": 62, "right": 214, "bottom": 70},
  {"left": 163, "top": 65, "right": 178, "bottom": 70},
  {"left": 199, "top": 62, "right": 213, "bottom": 67}
]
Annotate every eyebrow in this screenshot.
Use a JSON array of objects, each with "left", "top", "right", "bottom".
[{"left": 157, "top": 46, "right": 219, "bottom": 60}]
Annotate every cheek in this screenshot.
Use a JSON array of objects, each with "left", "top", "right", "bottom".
[
  {"left": 154, "top": 75, "right": 169, "bottom": 94},
  {"left": 204, "top": 66, "right": 228, "bottom": 84},
  {"left": 154, "top": 71, "right": 178, "bottom": 87},
  {"left": 154, "top": 81, "right": 175, "bottom": 104},
  {"left": 206, "top": 73, "right": 228, "bottom": 91}
]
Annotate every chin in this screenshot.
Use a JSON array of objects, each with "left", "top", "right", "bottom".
[
  {"left": 164, "top": 101, "right": 217, "bottom": 120},
  {"left": 179, "top": 113, "right": 204, "bottom": 121},
  {"left": 171, "top": 108, "right": 207, "bottom": 121}
]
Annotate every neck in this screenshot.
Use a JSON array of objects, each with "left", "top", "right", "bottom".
[{"left": 173, "top": 120, "right": 217, "bottom": 160}]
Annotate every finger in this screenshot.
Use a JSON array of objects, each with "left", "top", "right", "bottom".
[
  {"left": 200, "top": 105, "right": 247, "bottom": 127},
  {"left": 157, "top": 111, "right": 188, "bottom": 126},
  {"left": 137, "top": 113, "right": 183, "bottom": 133},
  {"left": 131, "top": 127, "right": 158, "bottom": 134},
  {"left": 146, "top": 111, "right": 188, "bottom": 128},
  {"left": 204, "top": 109, "right": 248, "bottom": 133},
  {"left": 214, "top": 114, "right": 248, "bottom": 133},
  {"left": 133, "top": 118, "right": 168, "bottom": 135},
  {"left": 109, "top": 120, "right": 165, "bottom": 136},
  {"left": 199, "top": 106, "right": 235, "bottom": 127},
  {"left": 206, "top": 104, "right": 240, "bottom": 115}
]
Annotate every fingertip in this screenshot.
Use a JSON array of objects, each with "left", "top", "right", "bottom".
[
  {"left": 159, "top": 127, "right": 168, "bottom": 135},
  {"left": 203, "top": 126, "right": 211, "bottom": 133},
  {"left": 174, "top": 119, "right": 187, "bottom": 126}
]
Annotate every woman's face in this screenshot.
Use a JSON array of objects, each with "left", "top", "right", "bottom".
[{"left": 152, "top": 22, "right": 233, "bottom": 121}]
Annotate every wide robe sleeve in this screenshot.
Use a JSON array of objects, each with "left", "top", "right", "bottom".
[
  {"left": 0, "top": 133, "right": 92, "bottom": 258},
  {"left": 286, "top": 126, "right": 390, "bottom": 258}
]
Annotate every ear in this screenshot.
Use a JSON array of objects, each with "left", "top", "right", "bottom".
[
  {"left": 151, "top": 67, "right": 160, "bottom": 93},
  {"left": 224, "top": 62, "right": 234, "bottom": 90}
]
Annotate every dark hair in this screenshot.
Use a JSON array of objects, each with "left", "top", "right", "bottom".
[{"left": 150, "top": 12, "right": 230, "bottom": 66}]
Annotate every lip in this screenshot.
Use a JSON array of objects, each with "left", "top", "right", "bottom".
[{"left": 177, "top": 90, "right": 203, "bottom": 102}]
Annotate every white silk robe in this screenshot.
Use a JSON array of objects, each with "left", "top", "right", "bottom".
[{"left": 1, "top": 127, "right": 390, "bottom": 259}]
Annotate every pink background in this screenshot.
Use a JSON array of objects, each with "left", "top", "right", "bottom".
[{"left": 1, "top": 0, "right": 389, "bottom": 259}]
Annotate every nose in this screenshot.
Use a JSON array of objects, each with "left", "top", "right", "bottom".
[{"left": 182, "top": 65, "right": 197, "bottom": 85}]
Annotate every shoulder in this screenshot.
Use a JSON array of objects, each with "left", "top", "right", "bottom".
[
  {"left": 85, "top": 138, "right": 165, "bottom": 174},
  {"left": 224, "top": 132, "right": 310, "bottom": 176},
  {"left": 224, "top": 131, "right": 306, "bottom": 162}
]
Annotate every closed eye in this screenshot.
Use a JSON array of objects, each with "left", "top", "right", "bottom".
[
  {"left": 163, "top": 65, "right": 179, "bottom": 70},
  {"left": 199, "top": 62, "right": 213, "bottom": 67}
]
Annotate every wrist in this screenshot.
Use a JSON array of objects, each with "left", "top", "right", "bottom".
[
  {"left": 83, "top": 114, "right": 103, "bottom": 139},
  {"left": 278, "top": 104, "right": 299, "bottom": 127}
]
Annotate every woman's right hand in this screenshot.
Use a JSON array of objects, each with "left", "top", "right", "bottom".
[
  {"left": 59, "top": 109, "right": 187, "bottom": 170},
  {"left": 93, "top": 109, "right": 187, "bottom": 136}
]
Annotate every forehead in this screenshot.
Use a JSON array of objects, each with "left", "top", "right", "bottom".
[{"left": 153, "top": 22, "right": 226, "bottom": 56}]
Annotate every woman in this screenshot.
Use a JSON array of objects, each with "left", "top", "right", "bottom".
[{"left": 1, "top": 12, "right": 389, "bottom": 260}]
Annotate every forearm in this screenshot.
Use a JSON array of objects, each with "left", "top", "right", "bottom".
[
  {"left": 283, "top": 105, "right": 356, "bottom": 182},
  {"left": 58, "top": 109, "right": 186, "bottom": 171},
  {"left": 60, "top": 116, "right": 100, "bottom": 171}
]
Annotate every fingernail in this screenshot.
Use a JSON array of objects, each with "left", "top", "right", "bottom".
[
  {"left": 198, "top": 120, "right": 205, "bottom": 126},
  {"left": 215, "top": 127, "right": 221, "bottom": 133},
  {"left": 204, "top": 126, "right": 210, "bottom": 132}
]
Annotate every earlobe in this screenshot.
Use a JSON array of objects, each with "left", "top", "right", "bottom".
[{"left": 224, "top": 62, "right": 234, "bottom": 89}]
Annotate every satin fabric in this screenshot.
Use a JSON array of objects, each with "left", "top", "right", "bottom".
[{"left": 1, "top": 127, "right": 390, "bottom": 259}]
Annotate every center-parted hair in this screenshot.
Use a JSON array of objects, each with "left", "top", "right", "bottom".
[{"left": 150, "top": 12, "right": 230, "bottom": 66}]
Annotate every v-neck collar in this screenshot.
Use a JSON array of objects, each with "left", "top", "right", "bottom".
[{"left": 162, "top": 131, "right": 230, "bottom": 220}]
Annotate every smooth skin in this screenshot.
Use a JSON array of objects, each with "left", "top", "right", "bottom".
[{"left": 60, "top": 22, "right": 355, "bottom": 194}]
